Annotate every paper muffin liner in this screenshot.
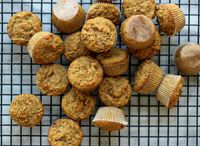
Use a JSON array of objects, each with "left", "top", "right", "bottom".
[
  {"left": 156, "top": 74, "right": 183, "bottom": 109},
  {"left": 92, "top": 107, "right": 128, "bottom": 131},
  {"left": 52, "top": 5, "right": 85, "bottom": 34}
]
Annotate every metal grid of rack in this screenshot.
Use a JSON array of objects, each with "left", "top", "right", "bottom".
[{"left": 0, "top": 0, "right": 200, "bottom": 145}]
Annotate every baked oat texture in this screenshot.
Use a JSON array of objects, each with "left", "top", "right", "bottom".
[
  {"left": 62, "top": 88, "right": 95, "bottom": 121},
  {"left": 9, "top": 94, "right": 44, "bottom": 127},
  {"left": 36, "top": 64, "right": 68, "bottom": 96},
  {"left": 7, "top": 11, "right": 41, "bottom": 46},
  {"left": 48, "top": 119, "right": 83, "bottom": 146}
]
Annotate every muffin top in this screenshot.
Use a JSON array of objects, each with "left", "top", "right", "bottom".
[
  {"left": 62, "top": 88, "right": 95, "bottom": 121},
  {"left": 122, "top": 0, "right": 156, "bottom": 19},
  {"left": 48, "top": 119, "right": 83, "bottom": 146},
  {"left": 87, "top": 3, "right": 120, "bottom": 25},
  {"left": 9, "top": 94, "right": 44, "bottom": 127},
  {"left": 68, "top": 56, "right": 103, "bottom": 92},
  {"left": 7, "top": 11, "right": 41, "bottom": 46},
  {"left": 99, "top": 76, "right": 131, "bottom": 107},
  {"left": 81, "top": 17, "right": 116, "bottom": 53}
]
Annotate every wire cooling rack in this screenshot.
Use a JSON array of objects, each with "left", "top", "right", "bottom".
[{"left": 0, "top": 0, "right": 200, "bottom": 146}]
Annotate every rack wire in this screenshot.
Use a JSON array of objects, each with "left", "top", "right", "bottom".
[{"left": 0, "top": 0, "right": 200, "bottom": 146}]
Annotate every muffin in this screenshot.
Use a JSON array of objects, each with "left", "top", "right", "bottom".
[
  {"left": 133, "top": 60, "right": 164, "bottom": 94},
  {"left": 99, "top": 76, "right": 132, "bottom": 107},
  {"left": 64, "top": 31, "right": 90, "bottom": 62},
  {"left": 7, "top": 11, "right": 41, "bottom": 46},
  {"left": 81, "top": 17, "right": 117, "bottom": 53},
  {"left": 130, "top": 30, "right": 161, "bottom": 60},
  {"left": 97, "top": 0, "right": 112, "bottom": 3},
  {"left": 36, "top": 64, "right": 68, "bottom": 96},
  {"left": 48, "top": 119, "right": 83, "bottom": 146},
  {"left": 68, "top": 56, "right": 103, "bottom": 92},
  {"left": 92, "top": 107, "right": 128, "bottom": 131},
  {"left": 52, "top": 0, "right": 86, "bottom": 33},
  {"left": 121, "top": 15, "right": 156, "bottom": 50},
  {"left": 96, "top": 48, "right": 129, "bottom": 76},
  {"left": 156, "top": 74, "right": 184, "bottom": 109},
  {"left": 174, "top": 43, "right": 200, "bottom": 75},
  {"left": 156, "top": 4, "right": 185, "bottom": 36},
  {"left": 9, "top": 94, "right": 44, "bottom": 127},
  {"left": 122, "top": 0, "right": 156, "bottom": 19},
  {"left": 62, "top": 88, "right": 95, "bottom": 121},
  {"left": 27, "top": 32, "right": 64, "bottom": 64},
  {"left": 87, "top": 3, "right": 120, "bottom": 25}
]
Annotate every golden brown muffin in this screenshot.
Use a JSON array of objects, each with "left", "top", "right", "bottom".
[
  {"left": 36, "top": 64, "right": 68, "bottom": 96},
  {"left": 121, "top": 15, "right": 156, "bottom": 50},
  {"left": 122, "top": 0, "right": 156, "bottom": 19},
  {"left": 156, "top": 74, "right": 183, "bottom": 109},
  {"left": 92, "top": 107, "right": 128, "bottom": 131},
  {"left": 99, "top": 76, "right": 131, "bottom": 107},
  {"left": 48, "top": 119, "right": 83, "bottom": 146},
  {"left": 81, "top": 17, "right": 117, "bottom": 53},
  {"left": 133, "top": 60, "right": 164, "bottom": 94},
  {"left": 9, "top": 94, "right": 44, "bottom": 127},
  {"left": 96, "top": 48, "right": 129, "bottom": 76},
  {"left": 64, "top": 31, "right": 90, "bottom": 62},
  {"left": 27, "top": 32, "right": 64, "bottom": 64},
  {"left": 87, "top": 3, "right": 120, "bottom": 25},
  {"left": 62, "top": 88, "right": 95, "bottom": 121},
  {"left": 52, "top": 0, "right": 86, "bottom": 33},
  {"left": 156, "top": 4, "right": 185, "bottom": 36},
  {"left": 174, "top": 43, "right": 200, "bottom": 75},
  {"left": 68, "top": 56, "right": 103, "bottom": 92},
  {"left": 130, "top": 30, "right": 161, "bottom": 60},
  {"left": 7, "top": 11, "right": 41, "bottom": 46}
]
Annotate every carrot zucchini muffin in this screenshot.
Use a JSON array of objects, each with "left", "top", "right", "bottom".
[
  {"left": 87, "top": 3, "right": 120, "bottom": 25},
  {"left": 122, "top": 0, "right": 156, "bottom": 19},
  {"left": 9, "top": 94, "right": 44, "bottom": 127},
  {"left": 174, "top": 43, "right": 200, "bottom": 75},
  {"left": 92, "top": 107, "right": 128, "bottom": 131},
  {"left": 48, "top": 119, "right": 83, "bottom": 146},
  {"left": 36, "top": 64, "right": 68, "bottom": 96},
  {"left": 7, "top": 11, "right": 41, "bottom": 46},
  {"left": 52, "top": 0, "right": 85, "bottom": 33},
  {"left": 156, "top": 4, "right": 185, "bottom": 36},
  {"left": 62, "top": 88, "right": 95, "bottom": 121},
  {"left": 99, "top": 77, "right": 131, "bottom": 107},
  {"left": 121, "top": 15, "right": 156, "bottom": 50},
  {"left": 68, "top": 56, "right": 103, "bottom": 92},
  {"left": 156, "top": 74, "right": 183, "bottom": 109},
  {"left": 81, "top": 17, "right": 117, "bottom": 53},
  {"left": 27, "top": 32, "right": 64, "bottom": 64},
  {"left": 133, "top": 60, "right": 164, "bottom": 94},
  {"left": 64, "top": 31, "right": 90, "bottom": 62}
]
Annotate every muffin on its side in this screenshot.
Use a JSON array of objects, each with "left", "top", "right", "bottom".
[
  {"left": 122, "top": 0, "right": 156, "bottom": 19},
  {"left": 48, "top": 119, "right": 83, "bottom": 146},
  {"left": 87, "top": 3, "right": 120, "bottom": 25},
  {"left": 81, "top": 17, "right": 117, "bottom": 53},
  {"left": 64, "top": 31, "right": 90, "bottom": 62},
  {"left": 96, "top": 48, "right": 129, "bottom": 76},
  {"left": 99, "top": 77, "right": 131, "bottom": 107},
  {"left": 68, "top": 56, "right": 103, "bottom": 92},
  {"left": 156, "top": 4, "right": 185, "bottom": 36},
  {"left": 7, "top": 11, "right": 41, "bottom": 46},
  {"left": 92, "top": 107, "right": 128, "bottom": 131},
  {"left": 133, "top": 60, "right": 164, "bottom": 94},
  {"left": 36, "top": 64, "right": 68, "bottom": 96},
  {"left": 62, "top": 88, "right": 95, "bottom": 121},
  {"left": 27, "top": 32, "right": 64, "bottom": 64},
  {"left": 156, "top": 74, "right": 183, "bottom": 109},
  {"left": 9, "top": 94, "right": 44, "bottom": 127}
]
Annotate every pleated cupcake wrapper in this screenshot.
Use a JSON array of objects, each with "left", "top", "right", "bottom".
[
  {"left": 52, "top": 5, "right": 85, "bottom": 34},
  {"left": 156, "top": 75, "right": 183, "bottom": 109}
]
